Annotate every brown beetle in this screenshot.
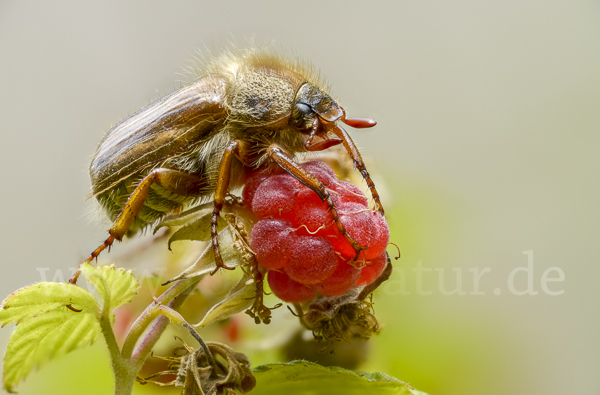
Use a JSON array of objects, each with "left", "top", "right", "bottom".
[{"left": 73, "top": 48, "right": 383, "bottom": 282}]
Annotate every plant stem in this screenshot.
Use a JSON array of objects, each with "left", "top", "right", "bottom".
[
  {"left": 113, "top": 365, "right": 135, "bottom": 395},
  {"left": 100, "top": 312, "right": 124, "bottom": 370},
  {"left": 110, "top": 277, "right": 200, "bottom": 395},
  {"left": 130, "top": 281, "right": 197, "bottom": 365},
  {"left": 121, "top": 277, "right": 198, "bottom": 359},
  {"left": 99, "top": 306, "right": 135, "bottom": 395}
]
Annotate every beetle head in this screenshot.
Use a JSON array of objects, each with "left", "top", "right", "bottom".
[{"left": 291, "top": 83, "right": 377, "bottom": 137}]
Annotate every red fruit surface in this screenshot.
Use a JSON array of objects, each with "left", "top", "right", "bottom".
[
  {"left": 252, "top": 175, "right": 300, "bottom": 219},
  {"left": 285, "top": 236, "right": 338, "bottom": 284},
  {"left": 267, "top": 270, "right": 317, "bottom": 303},
  {"left": 316, "top": 259, "right": 361, "bottom": 297},
  {"left": 301, "top": 161, "right": 337, "bottom": 186},
  {"left": 328, "top": 204, "right": 378, "bottom": 259},
  {"left": 364, "top": 212, "right": 389, "bottom": 259},
  {"left": 332, "top": 181, "right": 368, "bottom": 208},
  {"left": 250, "top": 219, "right": 296, "bottom": 270},
  {"left": 242, "top": 171, "right": 269, "bottom": 210},
  {"left": 292, "top": 188, "right": 337, "bottom": 236},
  {"left": 355, "top": 252, "right": 387, "bottom": 286}
]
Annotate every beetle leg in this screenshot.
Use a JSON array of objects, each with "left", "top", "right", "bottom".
[
  {"left": 211, "top": 140, "right": 246, "bottom": 275},
  {"left": 328, "top": 124, "right": 385, "bottom": 215},
  {"left": 70, "top": 168, "right": 207, "bottom": 283},
  {"left": 267, "top": 144, "right": 367, "bottom": 261}
]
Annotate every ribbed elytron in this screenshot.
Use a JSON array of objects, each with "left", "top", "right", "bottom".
[{"left": 72, "top": 48, "right": 384, "bottom": 282}]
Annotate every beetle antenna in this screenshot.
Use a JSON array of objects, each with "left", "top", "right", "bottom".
[
  {"left": 342, "top": 117, "right": 377, "bottom": 128},
  {"left": 340, "top": 108, "right": 377, "bottom": 128}
]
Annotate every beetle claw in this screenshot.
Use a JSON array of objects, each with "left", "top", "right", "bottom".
[{"left": 210, "top": 263, "right": 236, "bottom": 276}]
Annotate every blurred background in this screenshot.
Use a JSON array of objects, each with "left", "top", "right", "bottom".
[{"left": 1, "top": 1, "right": 599, "bottom": 394}]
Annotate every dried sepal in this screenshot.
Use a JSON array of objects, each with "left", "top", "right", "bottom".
[
  {"left": 223, "top": 212, "right": 256, "bottom": 269},
  {"left": 138, "top": 338, "right": 256, "bottom": 395},
  {"left": 195, "top": 274, "right": 255, "bottom": 328},
  {"left": 297, "top": 254, "right": 393, "bottom": 344},
  {"left": 308, "top": 297, "right": 380, "bottom": 345}
]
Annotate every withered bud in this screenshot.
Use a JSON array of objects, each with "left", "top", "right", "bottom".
[
  {"left": 138, "top": 338, "right": 256, "bottom": 395},
  {"left": 300, "top": 255, "right": 393, "bottom": 344}
]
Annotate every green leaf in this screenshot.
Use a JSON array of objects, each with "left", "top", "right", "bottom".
[
  {"left": 0, "top": 283, "right": 101, "bottom": 392},
  {"left": 195, "top": 274, "right": 255, "bottom": 327},
  {"left": 0, "top": 283, "right": 99, "bottom": 327},
  {"left": 252, "top": 361, "right": 428, "bottom": 395},
  {"left": 80, "top": 263, "right": 139, "bottom": 313}
]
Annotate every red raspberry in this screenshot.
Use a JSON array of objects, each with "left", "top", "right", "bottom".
[
  {"left": 315, "top": 258, "right": 361, "bottom": 297},
  {"left": 284, "top": 235, "right": 338, "bottom": 284},
  {"left": 267, "top": 270, "right": 317, "bottom": 303},
  {"left": 244, "top": 160, "right": 391, "bottom": 301},
  {"left": 249, "top": 219, "right": 296, "bottom": 270},
  {"left": 355, "top": 252, "right": 387, "bottom": 286}
]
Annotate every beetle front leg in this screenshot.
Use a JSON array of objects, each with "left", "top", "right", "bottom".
[
  {"left": 329, "top": 124, "right": 384, "bottom": 215},
  {"left": 267, "top": 144, "right": 367, "bottom": 261},
  {"left": 211, "top": 140, "right": 246, "bottom": 275},
  {"left": 70, "top": 168, "right": 207, "bottom": 283}
]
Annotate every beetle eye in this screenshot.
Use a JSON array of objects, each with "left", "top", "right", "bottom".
[{"left": 291, "top": 102, "right": 313, "bottom": 128}]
